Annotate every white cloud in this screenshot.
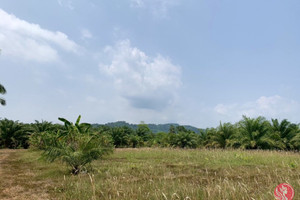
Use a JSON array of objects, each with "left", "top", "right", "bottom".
[
  {"left": 0, "top": 9, "right": 79, "bottom": 62},
  {"left": 130, "top": 0, "right": 180, "bottom": 18},
  {"left": 214, "top": 95, "right": 300, "bottom": 122},
  {"left": 131, "top": 0, "right": 145, "bottom": 8},
  {"left": 81, "top": 29, "right": 92, "bottom": 39},
  {"left": 99, "top": 39, "right": 181, "bottom": 110},
  {"left": 57, "top": 0, "right": 74, "bottom": 10},
  {"left": 214, "top": 103, "right": 235, "bottom": 115}
]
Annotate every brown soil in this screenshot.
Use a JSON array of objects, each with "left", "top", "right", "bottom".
[{"left": 0, "top": 149, "right": 53, "bottom": 200}]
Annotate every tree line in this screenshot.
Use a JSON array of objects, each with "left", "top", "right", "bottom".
[{"left": 0, "top": 115, "right": 299, "bottom": 151}]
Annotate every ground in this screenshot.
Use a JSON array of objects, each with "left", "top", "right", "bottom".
[
  {"left": 0, "top": 148, "right": 299, "bottom": 199},
  {"left": 0, "top": 149, "right": 53, "bottom": 200}
]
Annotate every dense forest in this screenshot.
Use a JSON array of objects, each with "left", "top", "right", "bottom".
[{"left": 0, "top": 115, "right": 299, "bottom": 151}]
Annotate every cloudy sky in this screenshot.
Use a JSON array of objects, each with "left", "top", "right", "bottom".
[{"left": 1, "top": 0, "right": 300, "bottom": 128}]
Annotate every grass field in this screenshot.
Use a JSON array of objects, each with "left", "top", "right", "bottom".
[{"left": 0, "top": 148, "right": 299, "bottom": 199}]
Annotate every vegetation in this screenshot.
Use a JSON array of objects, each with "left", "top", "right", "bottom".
[
  {"left": 208, "top": 122, "right": 235, "bottom": 148},
  {"left": 270, "top": 118, "right": 299, "bottom": 150},
  {"left": 39, "top": 115, "right": 113, "bottom": 174},
  {"left": 1, "top": 148, "right": 299, "bottom": 199},
  {"left": 0, "top": 115, "right": 299, "bottom": 198},
  {"left": 230, "top": 116, "right": 275, "bottom": 149},
  {"left": 0, "top": 83, "right": 6, "bottom": 106},
  {"left": 0, "top": 119, "right": 30, "bottom": 149},
  {"left": 0, "top": 115, "right": 299, "bottom": 151}
]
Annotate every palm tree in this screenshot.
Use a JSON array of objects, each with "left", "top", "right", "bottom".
[
  {"left": 111, "top": 126, "right": 132, "bottom": 147},
  {"left": 231, "top": 116, "right": 275, "bottom": 149},
  {"left": 32, "top": 120, "right": 54, "bottom": 132},
  {"left": 0, "top": 119, "right": 29, "bottom": 148},
  {"left": 210, "top": 122, "right": 236, "bottom": 148},
  {"left": 197, "top": 128, "right": 212, "bottom": 147},
  {"left": 270, "top": 119, "right": 298, "bottom": 150},
  {"left": 0, "top": 83, "right": 6, "bottom": 105},
  {"left": 29, "top": 120, "right": 62, "bottom": 150},
  {"left": 290, "top": 131, "right": 300, "bottom": 150},
  {"left": 175, "top": 131, "right": 198, "bottom": 148},
  {"left": 42, "top": 115, "right": 114, "bottom": 174}
]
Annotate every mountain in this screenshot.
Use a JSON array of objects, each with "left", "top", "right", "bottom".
[{"left": 92, "top": 121, "right": 201, "bottom": 133}]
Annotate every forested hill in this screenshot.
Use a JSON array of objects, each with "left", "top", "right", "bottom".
[{"left": 92, "top": 121, "right": 201, "bottom": 133}]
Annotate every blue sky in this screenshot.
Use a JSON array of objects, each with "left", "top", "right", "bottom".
[{"left": 1, "top": 0, "right": 300, "bottom": 128}]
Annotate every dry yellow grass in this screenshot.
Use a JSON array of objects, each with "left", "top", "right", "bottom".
[
  {"left": 1, "top": 148, "right": 300, "bottom": 199},
  {"left": 0, "top": 149, "right": 55, "bottom": 200}
]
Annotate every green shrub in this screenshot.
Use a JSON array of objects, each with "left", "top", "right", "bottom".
[{"left": 41, "top": 115, "right": 114, "bottom": 175}]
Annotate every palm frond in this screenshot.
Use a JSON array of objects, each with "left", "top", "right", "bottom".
[
  {"left": 0, "top": 84, "right": 6, "bottom": 94},
  {"left": 0, "top": 98, "right": 6, "bottom": 106}
]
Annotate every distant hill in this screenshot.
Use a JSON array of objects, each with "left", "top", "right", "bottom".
[{"left": 92, "top": 121, "right": 201, "bottom": 133}]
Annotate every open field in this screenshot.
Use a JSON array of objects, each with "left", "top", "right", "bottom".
[{"left": 0, "top": 148, "right": 299, "bottom": 200}]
